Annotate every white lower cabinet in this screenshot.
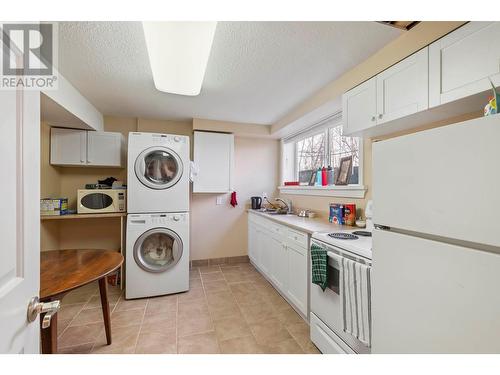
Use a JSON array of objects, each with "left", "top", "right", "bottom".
[{"left": 247, "top": 213, "right": 309, "bottom": 318}]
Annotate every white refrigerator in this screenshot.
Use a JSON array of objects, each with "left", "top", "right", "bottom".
[{"left": 372, "top": 114, "right": 500, "bottom": 353}]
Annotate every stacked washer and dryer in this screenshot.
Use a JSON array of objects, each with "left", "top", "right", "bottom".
[{"left": 126, "top": 133, "right": 190, "bottom": 299}]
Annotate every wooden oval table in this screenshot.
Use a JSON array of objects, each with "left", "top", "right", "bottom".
[{"left": 40, "top": 249, "right": 124, "bottom": 354}]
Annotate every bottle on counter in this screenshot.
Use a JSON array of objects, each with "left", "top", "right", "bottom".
[
  {"left": 315, "top": 167, "right": 322, "bottom": 186},
  {"left": 327, "top": 165, "right": 334, "bottom": 185},
  {"left": 321, "top": 166, "right": 327, "bottom": 186}
]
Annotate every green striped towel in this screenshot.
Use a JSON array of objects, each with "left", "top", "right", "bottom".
[{"left": 311, "top": 243, "right": 328, "bottom": 291}]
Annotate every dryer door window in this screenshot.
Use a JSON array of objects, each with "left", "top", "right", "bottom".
[
  {"left": 135, "top": 147, "right": 183, "bottom": 190},
  {"left": 134, "top": 228, "right": 183, "bottom": 273}
]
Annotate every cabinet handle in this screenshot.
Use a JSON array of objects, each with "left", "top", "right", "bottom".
[
  {"left": 378, "top": 114, "right": 383, "bottom": 119},
  {"left": 371, "top": 116, "right": 376, "bottom": 121}
]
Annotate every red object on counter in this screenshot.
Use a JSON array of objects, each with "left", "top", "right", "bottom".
[
  {"left": 321, "top": 167, "right": 327, "bottom": 186},
  {"left": 284, "top": 181, "right": 300, "bottom": 186},
  {"left": 230, "top": 191, "right": 238, "bottom": 207},
  {"left": 344, "top": 204, "right": 356, "bottom": 226}
]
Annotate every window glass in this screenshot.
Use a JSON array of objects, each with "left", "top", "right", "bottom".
[
  {"left": 329, "top": 125, "right": 360, "bottom": 184},
  {"left": 296, "top": 132, "right": 325, "bottom": 184}
]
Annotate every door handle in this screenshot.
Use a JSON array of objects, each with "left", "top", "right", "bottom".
[{"left": 27, "top": 296, "right": 61, "bottom": 329}]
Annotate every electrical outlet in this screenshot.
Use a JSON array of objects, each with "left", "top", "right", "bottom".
[
  {"left": 262, "top": 192, "right": 267, "bottom": 199},
  {"left": 216, "top": 196, "right": 224, "bottom": 205}
]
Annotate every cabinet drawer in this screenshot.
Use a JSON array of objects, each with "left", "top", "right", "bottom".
[
  {"left": 267, "top": 220, "right": 285, "bottom": 236},
  {"left": 310, "top": 313, "right": 354, "bottom": 354},
  {"left": 287, "top": 228, "right": 308, "bottom": 248}
]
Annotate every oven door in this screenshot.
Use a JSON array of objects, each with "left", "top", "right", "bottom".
[{"left": 310, "top": 240, "right": 371, "bottom": 354}]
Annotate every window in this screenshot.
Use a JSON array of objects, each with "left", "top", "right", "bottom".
[{"left": 283, "top": 116, "right": 362, "bottom": 187}]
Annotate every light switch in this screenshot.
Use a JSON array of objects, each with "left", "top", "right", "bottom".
[{"left": 216, "top": 196, "right": 224, "bottom": 205}]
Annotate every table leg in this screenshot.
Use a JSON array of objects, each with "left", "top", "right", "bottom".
[
  {"left": 40, "top": 310, "right": 57, "bottom": 354},
  {"left": 98, "top": 276, "right": 112, "bottom": 345}
]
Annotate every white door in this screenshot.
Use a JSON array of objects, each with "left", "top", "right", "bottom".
[
  {"left": 286, "top": 243, "right": 307, "bottom": 316},
  {"left": 342, "top": 76, "right": 377, "bottom": 136},
  {"left": 376, "top": 47, "right": 429, "bottom": 124},
  {"left": 429, "top": 22, "right": 500, "bottom": 107},
  {"left": 372, "top": 229, "right": 500, "bottom": 353},
  {"left": 0, "top": 88, "right": 41, "bottom": 353},
  {"left": 50, "top": 127, "right": 87, "bottom": 166},
  {"left": 270, "top": 235, "right": 287, "bottom": 292},
  {"left": 87, "top": 131, "right": 122, "bottom": 167}
]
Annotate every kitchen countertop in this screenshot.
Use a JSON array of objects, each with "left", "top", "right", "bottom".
[{"left": 247, "top": 209, "right": 355, "bottom": 234}]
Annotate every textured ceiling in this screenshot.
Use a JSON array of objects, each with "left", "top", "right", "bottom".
[{"left": 57, "top": 21, "right": 402, "bottom": 124}]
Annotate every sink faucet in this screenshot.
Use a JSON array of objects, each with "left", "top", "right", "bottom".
[{"left": 275, "top": 198, "right": 292, "bottom": 214}]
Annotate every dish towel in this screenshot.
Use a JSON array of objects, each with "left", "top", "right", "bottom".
[
  {"left": 230, "top": 191, "right": 238, "bottom": 207},
  {"left": 310, "top": 243, "right": 328, "bottom": 291},
  {"left": 341, "top": 257, "right": 372, "bottom": 347}
]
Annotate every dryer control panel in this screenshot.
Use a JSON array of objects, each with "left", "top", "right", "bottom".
[{"left": 150, "top": 213, "right": 187, "bottom": 224}]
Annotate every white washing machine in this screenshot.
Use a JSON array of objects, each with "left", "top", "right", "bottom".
[
  {"left": 126, "top": 212, "right": 189, "bottom": 299},
  {"left": 127, "top": 132, "right": 190, "bottom": 213}
]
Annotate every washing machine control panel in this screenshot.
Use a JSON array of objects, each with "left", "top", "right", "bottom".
[
  {"left": 150, "top": 214, "right": 187, "bottom": 225},
  {"left": 151, "top": 134, "right": 187, "bottom": 145}
]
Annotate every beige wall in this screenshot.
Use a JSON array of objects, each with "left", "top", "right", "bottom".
[{"left": 191, "top": 137, "right": 279, "bottom": 260}]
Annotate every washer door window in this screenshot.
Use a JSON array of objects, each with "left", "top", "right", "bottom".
[
  {"left": 135, "top": 147, "right": 183, "bottom": 190},
  {"left": 134, "top": 228, "right": 183, "bottom": 273}
]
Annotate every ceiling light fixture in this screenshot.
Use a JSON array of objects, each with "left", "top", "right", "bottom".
[{"left": 142, "top": 21, "right": 217, "bottom": 96}]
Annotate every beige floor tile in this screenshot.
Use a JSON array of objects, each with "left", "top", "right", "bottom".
[
  {"left": 111, "top": 308, "right": 145, "bottom": 328},
  {"left": 58, "top": 303, "right": 85, "bottom": 321},
  {"left": 70, "top": 307, "right": 104, "bottom": 326},
  {"left": 198, "top": 265, "right": 221, "bottom": 274},
  {"left": 203, "top": 280, "right": 230, "bottom": 293},
  {"left": 91, "top": 324, "right": 141, "bottom": 354},
  {"left": 57, "top": 319, "right": 71, "bottom": 338},
  {"left": 178, "top": 288, "right": 206, "bottom": 304},
  {"left": 229, "top": 282, "right": 256, "bottom": 295},
  {"left": 135, "top": 328, "right": 177, "bottom": 354},
  {"left": 145, "top": 296, "right": 177, "bottom": 316},
  {"left": 201, "top": 272, "right": 225, "bottom": 282},
  {"left": 178, "top": 299, "right": 209, "bottom": 318},
  {"left": 219, "top": 335, "right": 264, "bottom": 354},
  {"left": 234, "top": 291, "right": 268, "bottom": 307},
  {"left": 177, "top": 313, "right": 214, "bottom": 337},
  {"left": 213, "top": 316, "right": 252, "bottom": 341},
  {"left": 268, "top": 293, "right": 294, "bottom": 312},
  {"left": 58, "top": 343, "right": 94, "bottom": 354},
  {"left": 84, "top": 294, "right": 120, "bottom": 309},
  {"left": 58, "top": 322, "right": 103, "bottom": 348},
  {"left": 302, "top": 341, "right": 321, "bottom": 354},
  {"left": 107, "top": 285, "right": 123, "bottom": 296},
  {"left": 189, "top": 269, "right": 201, "bottom": 280},
  {"left": 189, "top": 278, "right": 203, "bottom": 289},
  {"left": 141, "top": 310, "right": 177, "bottom": 330},
  {"left": 260, "top": 338, "right": 304, "bottom": 354},
  {"left": 274, "top": 306, "right": 304, "bottom": 325},
  {"left": 61, "top": 292, "right": 94, "bottom": 305},
  {"left": 206, "top": 290, "right": 236, "bottom": 305},
  {"left": 240, "top": 302, "right": 277, "bottom": 324},
  {"left": 114, "top": 297, "right": 148, "bottom": 312},
  {"left": 249, "top": 318, "right": 293, "bottom": 346},
  {"left": 178, "top": 332, "right": 220, "bottom": 354}
]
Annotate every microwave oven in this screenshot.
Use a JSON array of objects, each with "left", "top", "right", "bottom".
[{"left": 77, "top": 189, "right": 126, "bottom": 214}]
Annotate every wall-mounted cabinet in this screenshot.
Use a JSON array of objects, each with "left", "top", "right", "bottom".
[
  {"left": 429, "top": 22, "right": 500, "bottom": 107},
  {"left": 193, "top": 131, "right": 234, "bottom": 193},
  {"left": 50, "top": 127, "right": 125, "bottom": 168},
  {"left": 342, "top": 47, "right": 429, "bottom": 136},
  {"left": 342, "top": 22, "right": 500, "bottom": 139}
]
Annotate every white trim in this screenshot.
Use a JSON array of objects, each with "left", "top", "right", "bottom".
[{"left": 278, "top": 185, "right": 367, "bottom": 198}]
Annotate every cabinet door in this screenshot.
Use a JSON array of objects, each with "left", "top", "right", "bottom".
[
  {"left": 286, "top": 242, "right": 308, "bottom": 316},
  {"left": 258, "top": 228, "right": 272, "bottom": 276},
  {"left": 50, "top": 127, "right": 87, "bottom": 166},
  {"left": 87, "top": 131, "right": 123, "bottom": 167},
  {"left": 342, "top": 76, "right": 377, "bottom": 136},
  {"left": 429, "top": 22, "right": 500, "bottom": 107},
  {"left": 376, "top": 47, "right": 429, "bottom": 124},
  {"left": 270, "top": 235, "right": 288, "bottom": 292},
  {"left": 248, "top": 221, "right": 258, "bottom": 265},
  {"left": 193, "top": 131, "right": 234, "bottom": 193}
]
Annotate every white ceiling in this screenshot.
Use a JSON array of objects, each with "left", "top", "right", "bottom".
[{"left": 57, "top": 21, "right": 402, "bottom": 125}]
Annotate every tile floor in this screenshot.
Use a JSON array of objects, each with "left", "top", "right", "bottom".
[{"left": 56, "top": 262, "right": 320, "bottom": 354}]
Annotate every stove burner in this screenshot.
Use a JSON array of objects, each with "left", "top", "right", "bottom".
[
  {"left": 328, "top": 232, "right": 359, "bottom": 240},
  {"left": 352, "top": 231, "right": 372, "bottom": 237}
]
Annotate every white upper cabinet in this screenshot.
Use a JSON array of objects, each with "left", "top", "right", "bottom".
[
  {"left": 429, "top": 22, "right": 500, "bottom": 107},
  {"left": 87, "top": 131, "right": 125, "bottom": 167},
  {"left": 50, "top": 128, "right": 87, "bottom": 166},
  {"left": 342, "top": 76, "right": 377, "bottom": 135},
  {"left": 50, "top": 127, "right": 125, "bottom": 168},
  {"left": 376, "top": 47, "right": 429, "bottom": 124},
  {"left": 343, "top": 48, "right": 429, "bottom": 136},
  {"left": 193, "top": 131, "right": 234, "bottom": 193}
]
